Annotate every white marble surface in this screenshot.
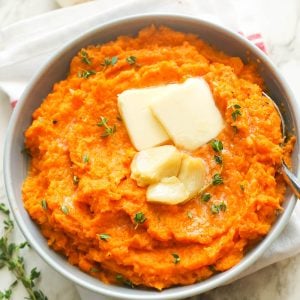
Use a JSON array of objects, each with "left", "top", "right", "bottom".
[{"left": 0, "top": 0, "right": 300, "bottom": 299}]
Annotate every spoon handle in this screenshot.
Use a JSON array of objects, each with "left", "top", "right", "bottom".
[{"left": 282, "top": 161, "right": 300, "bottom": 199}]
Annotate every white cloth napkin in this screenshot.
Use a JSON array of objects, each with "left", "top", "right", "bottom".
[{"left": 1, "top": 0, "right": 300, "bottom": 299}]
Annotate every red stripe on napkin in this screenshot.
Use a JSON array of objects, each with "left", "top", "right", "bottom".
[
  {"left": 239, "top": 32, "right": 267, "bottom": 54},
  {"left": 254, "top": 41, "right": 267, "bottom": 53},
  {"left": 246, "top": 33, "right": 262, "bottom": 41},
  {"left": 11, "top": 100, "right": 18, "bottom": 108}
]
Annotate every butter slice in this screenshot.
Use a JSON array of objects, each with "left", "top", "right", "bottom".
[
  {"left": 150, "top": 77, "right": 224, "bottom": 151},
  {"left": 147, "top": 177, "right": 189, "bottom": 205},
  {"left": 147, "top": 155, "right": 207, "bottom": 205},
  {"left": 118, "top": 86, "right": 173, "bottom": 151},
  {"left": 131, "top": 145, "right": 182, "bottom": 187},
  {"left": 178, "top": 154, "right": 206, "bottom": 198}
]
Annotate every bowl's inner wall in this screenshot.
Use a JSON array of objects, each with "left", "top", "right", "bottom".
[{"left": 5, "top": 15, "right": 298, "bottom": 299}]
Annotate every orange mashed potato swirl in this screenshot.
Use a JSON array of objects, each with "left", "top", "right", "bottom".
[{"left": 22, "top": 26, "right": 292, "bottom": 290}]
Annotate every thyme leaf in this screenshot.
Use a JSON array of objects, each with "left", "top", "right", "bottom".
[
  {"left": 208, "top": 265, "right": 217, "bottom": 272},
  {"left": 214, "top": 155, "right": 222, "bottom": 165},
  {"left": 111, "top": 56, "right": 118, "bottom": 66},
  {"left": 211, "top": 202, "right": 227, "bottom": 214},
  {"left": 83, "top": 154, "right": 89, "bottom": 164},
  {"left": 97, "top": 116, "right": 108, "bottom": 126},
  {"left": 73, "top": 175, "right": 80, "bottom": 185},
  {"left": 101, "top": 56, "right": 118, "bottom": 67},
  {"left": 212, "top": 173, "right": 223, "bottom": 185},
  {"left": 228, "top": 103, "right": 242, "bottom": 121},
  {"left": 90, "top": 267, "right": 100, "bottom": 273},
  {"left": 232, "top": 125, "right": 239, "bottom": 134},
  {"left": 101, "top": 125, "right": 116, "bottom": 138},
  {"left": 60, "top": 205, "right": 69, "bottom": 215},
  {"left": 187, "top": 211, "right": 193, "bottom": 219},
  {"left": 133, "top": 212, "right": 146, "bottom": 229},
  {"left": 172, "top": 253, "right": 180, "bottom": 264},
  {"left": 77, "top": 70, "right": 96, "bottom": 78},
  {"left": 211, "top": 140, "right": 223, "bottom": 152},
  {"left": 232, "top": 109, "right": 242, "bottom": 121},
  {"left": 201, "top": 193, "right": 211, "bottom": 202},
  {"left": 115, "top": 274, "right": 135, "bottom": 288},
  {"left": 41, "top": 199, "right": 47, "bottom": 210},
  {"left": 97, "top": 234, "right": 111, "bottom": 241},
  {"left": 126, "top": 56, "right": 137, "bottom": 65},
  {"left": 229, "top": 104, "right": 241, "bottom": 109}
]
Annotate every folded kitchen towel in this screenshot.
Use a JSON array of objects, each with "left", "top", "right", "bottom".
[
  {"left": 0, "top": 0, "right": 268, "bottom": 106},
  {"left": 0, "top": 0, "right": 300, "bottom": 299}
]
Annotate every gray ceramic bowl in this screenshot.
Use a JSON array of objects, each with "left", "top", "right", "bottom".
[{"left": 4, "top": 14, "right": 300, "bottom": 300}]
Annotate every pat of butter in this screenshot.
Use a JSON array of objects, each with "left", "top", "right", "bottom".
[
  {"left": 131, "top": 145, "right": 182, "bottom": 187},
  {"left": 146, "top": 155, "right": 207, "bottom": 205},
  {"left": 150, "top": 77, "right": 224, "bottom": 151},
  {"left": 118, "top": 86, "right": 176, "bottom": 151},
  {"left": 147, "top": 177, "right": 190, "bottom": 205},
  {"left": 178, "top": 154, "right": 206, "bottom": 198},
  {"left": 130, "top": 145, "right": 208, "bottom": 204}
]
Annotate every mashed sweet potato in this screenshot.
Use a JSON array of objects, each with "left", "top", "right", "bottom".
[{"left": 22, "top": 26, "right": 292, "bottom": 290}]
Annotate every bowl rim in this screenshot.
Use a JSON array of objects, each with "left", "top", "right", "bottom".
[{"left": 3, "top": 13, "right": 299, "bottom": 299}]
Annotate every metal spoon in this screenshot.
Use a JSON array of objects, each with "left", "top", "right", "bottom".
[{"left": 262, "top": 92, "right": 300, "bottom": 198}]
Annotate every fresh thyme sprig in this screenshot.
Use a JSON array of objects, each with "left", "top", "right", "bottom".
[
  {"left": 198, "top": 140, "right": 225, "bottom": 212},
  {"left": 77, "top": 69, "right": 96, "bottom": 79},
  {"left": 228, "top": 104, "right": 242, "bottom": 121},
  {"left": 80, "top": 50, "right": 92, "bottom": 65},
  {"left": 0, "top": 203, "right": 48, "bottom": 300},
  {"left": 97, "top": 116, "right": 117, "bottom": 138},
  {"left": 101, "top": 56, "right": 118, "bottom": 68}
]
